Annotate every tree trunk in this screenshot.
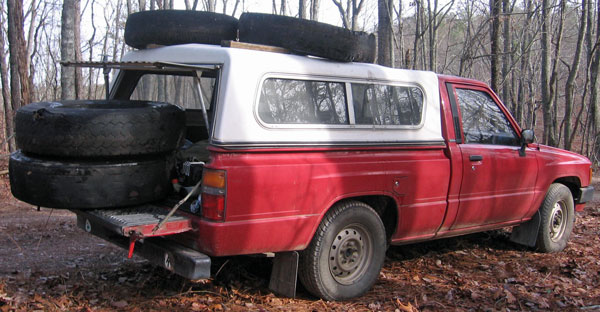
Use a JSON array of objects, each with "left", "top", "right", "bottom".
[
  {"left": 61, "top": 0, "right": 77, "bottom": 100},
  {"left": 396, "top": 0, "right": 404, "bottom": 68},
  {"left": 74, "top": 0, "right": 83, "bottom": 99},
  {"left": 412, "top": 0, "right": 422, "bottom": 69},
  {"left": 563, "top": 0, "right": 587, "bottom": 150},
  {"left": 299, "top": 0, "right": 307, "bottom": 18},
  {"left": 591, "top": 0, "right": 600, "bottom": 160},
  {"left": 310, "top": 0, "right": 320, "bottom": 20},
  {"left": 7, "top": 0, "right": 29, "bottom": 111},
  {"left": 26, "top": 1, "right": 38, "bottom": 102},
  {"left": 501, "top": 0, "right": 511, "bottom": 108},
  {"left": 88, "top": 0, "right": 97, "bottom": 99},
  {"left": 280, "top": 0, "right": 287, "bottom": 15},
  {"left": 541, "top": 0, "right": 555, "bottom": 146},
  {"left": 516, "top": 0, "right": 532, "bottom": 126},
  {"left": 206, "top": 0, "right": 216, "bottom": 12},
  {"left": 377, "top": 0, "right": 394, "bottom": 67},
  {"left": 0, "top": 0, "right": 14, "bottom": 152},
  {"left": 427, "top": 0, "right": 438, "bottom": 71},
  {"left": 489, "top": 0, "right": 501, "bottom": 93}
]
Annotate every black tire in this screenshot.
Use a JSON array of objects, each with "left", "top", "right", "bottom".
[
  {"left": 238, "top": 13, "right": 376, "bottom": 63},
  {"left": 299, "top": 200, "right": 386, "bottom": 301},
  {"left": 15, "top": 100, "right": 185, "bottom": 157},
  {"left": 536, "top": 183, "right": 575, "bottom": 253},
  {"left": 125, "top": 10, "right": 238, "bottom": 49},
  {"left": 9, "top": 151, "right": 173, "bottom": 209}
]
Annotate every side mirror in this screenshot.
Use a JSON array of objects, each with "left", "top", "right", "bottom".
[
  {"left": 521, "top": 129, "right": 535, "bottom": 144},
  {"left": 519, "top": 129, "right": 535, "bottom": 157}
]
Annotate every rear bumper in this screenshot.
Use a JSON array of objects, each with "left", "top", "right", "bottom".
[
  {"left": 578, "top": 186, "right": 594, "bottom": 204},
  {"left": 75, "top": 213, "right": 211, "bottom": 280}
]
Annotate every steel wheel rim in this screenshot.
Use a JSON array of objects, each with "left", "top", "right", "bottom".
[
  {"left": 328, "top": 224, "right": 372, "bottom": 285},
  {"left": 549, "top": 200, "right": 567, "bottom": 242}
]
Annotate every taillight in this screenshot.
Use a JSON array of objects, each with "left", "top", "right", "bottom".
[{"left": 201, "top": 169, "right": 226, "bottom": 221}]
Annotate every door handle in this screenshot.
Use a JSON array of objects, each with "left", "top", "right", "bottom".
[{"left": 469, "top": 155, "right": 483, "bottom": 161}]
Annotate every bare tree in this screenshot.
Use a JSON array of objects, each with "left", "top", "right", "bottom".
[
  {"left": 299, "top": 0, "right": 307, "bottom": 18},
  {"left": 394, "top": 0, "right": 405, "bottom": 68},
  {"left": 540, "top": 0, "right": 555, "bottom": 145},
  {"left": 272, "top": 0, "right": 288, "bottom": 15},
  {"left": 563, "top": 0, "right": 588, "bottom": 150},
  {"left": 377, "top": 0, "right": 394, "bottom": 67},
  {"left": 7, "top": 0, "right": 30, "bottom": 108},
  {"left": 426, "top": 0, "right": 454, "bottom": 72},
  {"left": 331, "top": 0, "right": 366, "bottom": 31},
  {"left": 1, "top": 0, "right": 13, "bottom": 151},
  {"left": 310, "top": 0, "right": 320, "bottom": 20},
  {"left": 516, "top": 0, "right": 535, "bottom": 126},
  {"left": 74, "top": 0, "right": 83, "bottom": 98},
  {"left": 490, "top": 0, "right": 501, "bottom": 93},
  {"left": 204, "top": 0, "right": 216, "bottom": 12},
  {"left": 590, "top": 0, "right": 600, "bottom": 160},
  {"left": 500, "top": 0, "right": 512, "bottom": 106},
  {"left": 61, "top": 0, "right": 77, "bottom": 100}
]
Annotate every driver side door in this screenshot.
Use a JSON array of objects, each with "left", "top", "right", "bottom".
[{"left": 448, "top": 84, "right": 538, "bottom": 230}]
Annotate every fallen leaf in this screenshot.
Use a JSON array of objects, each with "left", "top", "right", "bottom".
[
  {"left": 504, "top": 290, "right": 516, "bottom": 304},
  {"left": 111, "top": 300, "right": 128, "bottom": 308}
]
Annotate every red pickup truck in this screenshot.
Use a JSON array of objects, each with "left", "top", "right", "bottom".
[{"left": 8, "top": 11, "right": 594, "bottom": 301}]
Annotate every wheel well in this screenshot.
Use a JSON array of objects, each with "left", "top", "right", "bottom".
[
  {"left": 553, "top": 177, "right": 581, "bottom": 202},
  {"left": 335, "top": 195, "right": 398, "bottom": 241}
]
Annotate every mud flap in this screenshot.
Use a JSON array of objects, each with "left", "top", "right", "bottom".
[
  {"left": 510, "top": 211, "right": 541, "bottom": 247},
  {"left": 268, "top": 251, "right": 298, "bottom": 298}
]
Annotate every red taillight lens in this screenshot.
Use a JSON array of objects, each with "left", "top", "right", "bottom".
[
  {"left": 202, "top": 193, "right": 225, "bottom": 221},
  {"left": 201, "top": 168, "right": 226, "bottom": 221}
]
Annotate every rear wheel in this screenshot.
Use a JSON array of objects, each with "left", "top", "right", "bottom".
[
  {"left": 536, "top": 183, "right": 575, "bottom": 253},
  {"left": 299, "top": 200, "right": 386, "bottom": 300}
]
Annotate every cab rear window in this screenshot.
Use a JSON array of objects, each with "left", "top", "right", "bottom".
[
  {"left": 257, "top": 77, "right": 425, "bottom": 128},
  {"left": 351, "top": 84, "right": 423, "bottom": 126}
]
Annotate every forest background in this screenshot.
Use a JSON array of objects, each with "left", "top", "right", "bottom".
[{"left": 1, "top": 0, "right": 599, "bottom": 165}]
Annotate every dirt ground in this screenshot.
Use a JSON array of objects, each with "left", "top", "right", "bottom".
[{"left": 1, "top": 173, "right": 599, "bottom": 311}]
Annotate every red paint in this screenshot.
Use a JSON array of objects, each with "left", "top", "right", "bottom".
[{"left": 176, "top": 75, "right": 592, "bottom": 257}]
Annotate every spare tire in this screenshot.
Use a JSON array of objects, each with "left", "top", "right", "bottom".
[
  {"left": 125, "top": 10, "right": 238, "bottom": 49},
  {"left": 238, "top": 13, "right": 376, "bottom": 63},
  {"left": 9, "top": 151, "right": 174, "bottom": 209},
  {"left": 16, "top": 100, "right": 185, "bottom": 157}
]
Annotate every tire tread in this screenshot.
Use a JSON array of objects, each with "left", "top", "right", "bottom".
[{"left": 299, "top": 200, "right": 382, "bottom": 300}]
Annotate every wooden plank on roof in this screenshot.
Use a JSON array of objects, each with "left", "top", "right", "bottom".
[{"left": 221, "top": 40, "right": 290, "bottom": 54}]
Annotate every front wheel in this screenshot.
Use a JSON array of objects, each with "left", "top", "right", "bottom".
[
  {"left": 536, "top": 183, "right": 575, "bottom": 253},
  {"left": 299, "top": 200, "right": 386, "bottom": 301}
]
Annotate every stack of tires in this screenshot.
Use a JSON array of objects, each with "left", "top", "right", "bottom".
[
  {"left": 124, "top": 10, "right": 376, "bottom": 63},
  {"left": 9, "top": 100, "right": 185, "bottom": 209}
]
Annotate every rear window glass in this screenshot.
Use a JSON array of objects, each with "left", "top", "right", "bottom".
[
  {"left": 131, "top": 74, "right": 215, "bottom": 110},
  {"left": 258, "top": 78, "right": 348, "bottom": 125},
  {"left": 351, "top": 84, "right": 424, "bottom": 126}
]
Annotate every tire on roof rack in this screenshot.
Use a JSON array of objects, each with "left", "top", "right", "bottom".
[
  {"left": 238, "top": 13, "right": 376, "bottom": 63},
  {"left": 15, "top": 100, "right": 185, "bottom": 157},
  {"left": 124, "top": 10, "right": 238, "bottom": 49},
  {"left": 9, "top": 151, "right": 174, "bottom": 209}
]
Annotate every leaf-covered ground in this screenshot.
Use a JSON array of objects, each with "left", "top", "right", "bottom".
[{"left": 0, "top": 174, "right": 599, "bottom": 311}]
